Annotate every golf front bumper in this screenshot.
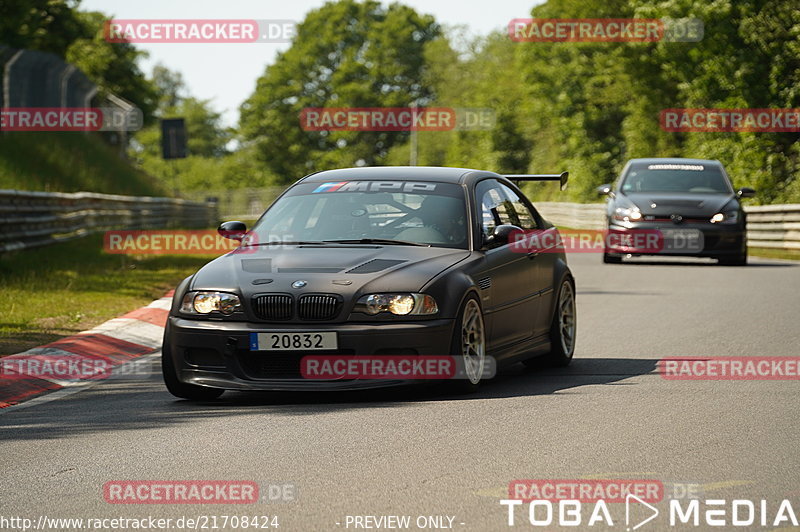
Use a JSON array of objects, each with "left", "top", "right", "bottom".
[{"left": 605, "top": 222, "right": 746, "bottom": 258}]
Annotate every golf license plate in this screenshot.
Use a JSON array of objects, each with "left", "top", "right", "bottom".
[
  {"left": 659, "top": 228, "right": 703, "bottom": 253},
  {"left": 250, "top": 332, "right": 338, "bottom": 351}
]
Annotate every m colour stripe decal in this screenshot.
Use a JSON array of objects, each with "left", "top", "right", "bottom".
[{"left": 312, "top": 181, "right": 348, "bottom": 193}]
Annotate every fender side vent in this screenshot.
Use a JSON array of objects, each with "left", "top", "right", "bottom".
[{"left": 478, "top": 277, "right": 492, "bottom": 290}]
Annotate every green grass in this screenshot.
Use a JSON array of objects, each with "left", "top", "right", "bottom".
[
  {"left": 0, "top": 234, "right": 213, "bottom": 356},
  {"left": 0, "top": 132, "right": 166, "bottom": 196},
  {"left": 748, "top": 247, "right": 800, "bottom": 261}
]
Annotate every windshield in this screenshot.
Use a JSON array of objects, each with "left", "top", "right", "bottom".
[
  {"left": 620, "top": 163, "right": 732, "bottom": 194},
  {"left": 249, "top": 180, "right": 468, "bottom": 249}
]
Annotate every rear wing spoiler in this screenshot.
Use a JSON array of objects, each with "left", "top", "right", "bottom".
[{"left": 503, "top": 171, "right": 569, "bottom": 190}]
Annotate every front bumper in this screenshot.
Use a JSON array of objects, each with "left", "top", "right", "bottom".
[
  {"left": 165, "top": 316, "right": 455, "bottom": 391},
  {"left": 605, "top": 222, "right": 746, "bottom": 258}
]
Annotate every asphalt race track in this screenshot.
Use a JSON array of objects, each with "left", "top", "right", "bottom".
[{"left": 1, "top": 253, "right": 799, "bottom": 531}]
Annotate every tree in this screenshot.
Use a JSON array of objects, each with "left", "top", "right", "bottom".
[
  {"left": 65, "top": 11, "right": 158, "bottom": 122},
  {"left": 240, "top": 0, "right": 439, "bottom": 182},
  {"left": 131, "top": 96, "right": 231, "bottom": 160},
  {"left": 152, "top": 64, "right": 187, "bottom": 111},
  {"left": 0, "top": 0, "right": 83, "bottom": 56},
  {"left": 128, "top": 65, "right": 235, "bottom": 192}
]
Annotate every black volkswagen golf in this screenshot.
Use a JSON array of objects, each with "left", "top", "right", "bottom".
[
  {"left": 598, "top": 158, "right": 755, "bottom": 265},
  {"left": 162, "top": 166, "right": 576, "bottom": 399}
]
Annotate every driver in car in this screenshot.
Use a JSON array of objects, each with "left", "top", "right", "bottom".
[{"left": 396, "top": 195, "right": 465, "bottom": 245}]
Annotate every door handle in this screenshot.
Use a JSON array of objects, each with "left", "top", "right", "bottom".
[{"left": 526, "top": 250, "right": 540, "bottom": 260}]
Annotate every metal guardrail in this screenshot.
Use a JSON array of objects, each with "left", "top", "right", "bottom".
[
  {"left": 744, "top": 204, "right": 800, "bottom": 250},
  {"left": 536, "top": 202, "right": 607, "bottom": 231},
  {"left": 182, "top": 187, "right": 285, "bottom": 221},
  {"left": 0, "top": 190, "right": 218, "bottom": 253},
  {"left": 536, "top": 202, "right": 800, "bottom": 251}
]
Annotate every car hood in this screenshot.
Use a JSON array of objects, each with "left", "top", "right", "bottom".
[
  {"left": 190, "top": 244, "right": 471, "bottom": 299},
  {"left": 621, "top": 192, "right": 736, "bottom": 216}
]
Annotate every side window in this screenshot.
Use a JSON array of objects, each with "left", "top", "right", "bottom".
[
  {"left": 498, "top": 184, "right": 538, "bottom": 230},
  {"left": 476, "top": 180, "right": 505, "bottom": 237}
]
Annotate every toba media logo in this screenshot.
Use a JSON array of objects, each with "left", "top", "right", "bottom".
[{"left": 500, "top": 480, "right": 799, "bottom": 528}]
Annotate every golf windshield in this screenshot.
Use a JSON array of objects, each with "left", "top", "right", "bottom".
[
  {"left": 621, "top": 163, "right": 732, "bottom": 194},
  {"left": 249, "top": 181, "right": 468, "bottom": 248}
]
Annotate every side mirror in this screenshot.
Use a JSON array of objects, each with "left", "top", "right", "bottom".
[
  {"left": 737, "top": 187, "right": 756, "bottom": 199},
  {"left": 218, "top": 221, "right": 247, "bottom": 241},
  {"left": 484, "top": 224, "right": 522, "bottom": 249},
  {"left": 596, "top": 184, "right": 612, "bottom": 196}
]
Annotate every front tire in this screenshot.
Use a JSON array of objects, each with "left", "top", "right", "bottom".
[
  {"left": 718, "top": 248, "right": 747, "bottom": 266},
  {"left": 603, "top": 252, "right": 622, "bottom": 264},
  {"left": 162, "top": 325, "right": 224, "bottom": 401},
  {"left": 447, "top": 294, "right": 486, "bottom": 394}
]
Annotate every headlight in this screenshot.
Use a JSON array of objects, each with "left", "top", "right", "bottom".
[
  {"left": 612, "top": 206, "right": 643, "bottom": 222},
  {"left": 353, "top": 293, "right": 438, "bottom": 316},
  {"left": 710, "top": 211, "right": 739, "bottom": 224},
  {"left": 180, "top": 291, "right": 242, "bottom": 315}
]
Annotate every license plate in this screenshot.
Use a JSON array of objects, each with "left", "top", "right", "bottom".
[
  {"left": 659, "top": 228, "right": 703, "bottom": 253},
  {"left": 250, "top": 332, "right": 338, "bottom": 351}
]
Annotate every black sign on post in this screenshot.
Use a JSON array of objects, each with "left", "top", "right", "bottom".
[{"left": 161, "top": 118, "right": 187, "bottom": 159}]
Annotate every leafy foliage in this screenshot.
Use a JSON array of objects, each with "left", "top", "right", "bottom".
[
  {"left": 240, "top": 0, "right": 440, "bottom": 180},
  {"left": 2, "top": 0, "right": 798, "bottom": 205},
  {"left": 382, "top": 0, "right": 800, "bottom": 203},
  {"left": 65, "top": 11, "right": 158, "bottom": 122}
]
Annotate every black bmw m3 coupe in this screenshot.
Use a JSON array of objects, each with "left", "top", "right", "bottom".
[{"left": 162, "top": 166, "right": 576, "bottom": 399}]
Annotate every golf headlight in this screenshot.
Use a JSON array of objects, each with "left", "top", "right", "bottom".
[
  {"left": 710, "top": 211, "right": 739, "bottom": 224},
  {"left": 613, "top": 206, "right": 643, "bottom": 222},
  {"left": 354, "top": 293, "right": 439, "bottom": 316},
  {"left": 181, "top": 291, "right": 242, "bottom": 315}
]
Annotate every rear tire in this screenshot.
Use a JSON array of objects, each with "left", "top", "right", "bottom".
[
  {"left": 543, "top": 277, "right": 577, "bottom": 367},
  {"left": 162, "top": 325, "right": 224, "bottom": 400},
  {"left": 603, "top": 252, "right": 622, "bottom": 264}
]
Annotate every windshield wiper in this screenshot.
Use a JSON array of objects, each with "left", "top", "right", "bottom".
[
  {"left": 322, "top": 238, "right": 431, "bottom": 247},
  {"left": 244, "top": 241, "right": 327, "bottom": 246}
]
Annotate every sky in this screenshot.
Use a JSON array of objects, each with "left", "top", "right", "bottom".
[{"left": 81, "top": 0, "right": 539, "bottom": 127}]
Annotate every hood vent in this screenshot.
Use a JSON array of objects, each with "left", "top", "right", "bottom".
[
  {"left": 346, "top": 259, "right": 407, "bottom": 274},
  {"left": 277, "top": 267, "right": 343, "bottom": 273},
  {"left": 241, "top": 259, "right": 272, "bottom": 273}
]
